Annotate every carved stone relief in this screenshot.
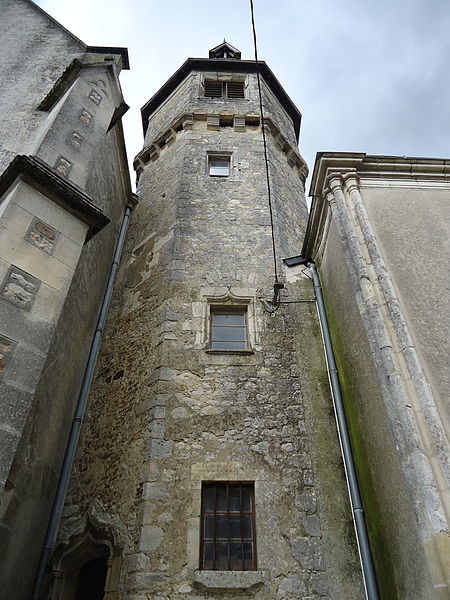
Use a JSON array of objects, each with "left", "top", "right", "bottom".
[
  {"left": 1, "top": 267, "right": 40, "bottom": 310},
  {"left": 25, "top": 217, "right": 58, "bottom": 255}
]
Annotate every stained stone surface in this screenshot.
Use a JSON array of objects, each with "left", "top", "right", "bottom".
[{"left": 61, "top": 59, "right": 364, "bottom": 600}]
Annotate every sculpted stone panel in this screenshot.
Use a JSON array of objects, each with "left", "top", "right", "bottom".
[
  {"left": 25, "top": 217, "right": 58, "bottom": 255},
  {"left": 1, "top": 266, "right": 40, "bottom": 310}
]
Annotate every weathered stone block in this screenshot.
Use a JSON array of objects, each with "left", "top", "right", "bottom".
[
  {"left": 291, "top": 537, "right": 325, "bottom": 570},
  {"left": 138, "top": 525, "right": 164, "bottom": 552}
]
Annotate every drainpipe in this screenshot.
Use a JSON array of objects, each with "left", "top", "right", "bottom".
[
  {"left": 31, "top": 203, "right": 133, "bottom": 600},
  {"left": 289, "top": 257, "right": 380, "bottom": 600}
]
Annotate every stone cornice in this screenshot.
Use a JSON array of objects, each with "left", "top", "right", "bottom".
[
  {"left": 134, "top": 113, "right": 308, "bottom": 182},
  {"left": 140, "top": 58, "right": 302, "bottom": 140},
  {"left": 0, "top": 155, "right": 109, "bottom": 240},
  {"left": 303, "top": 152, "right": 450, "bottom": 260}
]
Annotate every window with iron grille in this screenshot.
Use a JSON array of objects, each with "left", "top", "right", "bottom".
[
  {"left": 200, "top": 482, "right": 256, "bottom": 570},
  {"left": 210, "top": 308, "right": 247, "bottom": 349},
  {"left": 204, "top": 80, "right": 245, "bottom": 99}
]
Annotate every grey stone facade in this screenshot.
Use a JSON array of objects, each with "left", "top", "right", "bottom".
[
  {"left": 1, "top": 4, "right": 448, "bottom": 600},
  {"left": 304, "top": 154, "right": 450, "bottom": 599},
  {"left": 0, "top": 2, "right": 132, "bottom": 598},
  {"left": 55, "top": 46, "right": 363, "bottom": 600}
]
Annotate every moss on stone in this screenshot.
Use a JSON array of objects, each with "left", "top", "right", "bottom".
[{"left": 323, "top": 293, "right": 399, "bottom": 600}]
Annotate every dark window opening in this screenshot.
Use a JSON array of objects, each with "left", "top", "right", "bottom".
[
  {"left": 245, "top": 116, "right": 260, "bottom": 128},
  {"left": 204, "top": 80, "right": 245, "bottom": 99},
  {"left": 219, "top": 115, "right": 234, "bottom": 128},
  {"left": 200, "top": 482, "right": 256, "bottom": 570},
  {"left": 75, "top": 556, "right": 108, "bottom": 600},
  {"left": 211, "top": 308, "right": 247, "bottom": 349}
]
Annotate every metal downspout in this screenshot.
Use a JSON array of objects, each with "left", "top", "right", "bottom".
[
  {"left": 31, "top": 204, "right": 133, "bottom": 600},
  {"left": 307, "top": 260, "right": 380, "bottom": 600}
]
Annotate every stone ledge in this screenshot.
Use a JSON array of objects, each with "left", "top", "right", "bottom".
[
  {"left": 193, "top": 570, "right": 264, "bottom": 591},
  {"left": 204, "top": 349, "right": 254, "bottom": 355}
]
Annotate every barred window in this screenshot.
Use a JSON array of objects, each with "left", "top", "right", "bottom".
[
  {"left": 200, "top": 482, "right": 256, "bottom": 570},
  {"left": 204, "top": 80, "right": 245, "bottom": 99}
]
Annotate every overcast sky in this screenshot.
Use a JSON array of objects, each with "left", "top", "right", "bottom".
[{"left": 37, "top": 0, "right": 450, "bottom": 193}]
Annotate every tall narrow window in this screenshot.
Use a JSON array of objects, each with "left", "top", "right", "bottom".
[
  {"left": 200, "top": 482, "right": 256, "bottom": 570},
  {"left": 211, "top": 308, "right": 247, "bottom": 349}
]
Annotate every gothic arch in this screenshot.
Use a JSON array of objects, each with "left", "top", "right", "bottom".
[{"left": 49, "top": 500, "right": 128, "bottom": 600}]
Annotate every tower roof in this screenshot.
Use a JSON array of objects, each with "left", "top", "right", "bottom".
[
  {"left": 141, "top": 57, "right": 302, "bottom": 140},
  {"left": 209, "top": 41, "right": 241, "bottom": 60}
]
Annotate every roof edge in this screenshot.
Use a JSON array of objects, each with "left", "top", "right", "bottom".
[
  {"left": 303, "top": 151, "right": 450, "bottom": 259},
  {"left": 140, "top": 58, "right": 302, "bottom": 141},
  {"left": 25, "top": 0, "right": 87, "bottom": 49}
]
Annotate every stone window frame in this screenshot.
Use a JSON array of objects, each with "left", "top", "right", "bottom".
[
  {"left": 207, "top": 151, "right": 232, "bottom": 177},
  {"left": 50, "top": 530, "right": 122, "bottom": 600},
  {"left": 198, "top": 288, "right": 259, "bottom": 354},
  {"left": 202, "top": 74, "right": 247, "bottom": 100},
  {"left": 188, "top": 462, "right": 265, "bottom": 592},
  {"left": 200, "top": 481, "right": 257, "bottom": 571}
]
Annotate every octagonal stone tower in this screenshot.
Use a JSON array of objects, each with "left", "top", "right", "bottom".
[{"left": 57, "top": 43, "right": 364, "bottom": 599}]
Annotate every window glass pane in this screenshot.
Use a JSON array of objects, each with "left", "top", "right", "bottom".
[
  {"left": 203, "top": 547, "right": 214, "bottom": 570},
  {"left": 215, "top": 542, "right": 228, "bottom": 569},
  {"left": 203, "top": 486, "right": 215, "bottom": 512},
  {"left": 243, "top": 515, "right": 252, "bottom": 539},
  {"left": 204, "top": 515, "right": 214, "bottom": 539},
  {"left": 212, "top": 313, "right": 245, "bottom": 326},
  {"left": 229, "top": 515, "right": 241, "bottom": 539},
  {"left": 201, "top": 482, "right": 255, "bottom": 571},
  {"left": 230, "top": 542, "right": 243, "bottom": 569},
  {"left": 203, "top": 542, "right": 214, "bottom": 569},
  {"left": 229, "top": 486, "right": 240, "bottom": 512},
  {"left": 211, "top": 340, "right": 246, "bottom": 350},
  {"left": 242, "top": 486, "right": 252, "bottom": 512},
  {"left": 212, "top": 326, "right": 245, "bottom": 342},
  {"left": 244, "top": 542, "right": 253, "bottom": 569},
  {"left": 216, "top": 514, "right": 228, "bottom": 539},
  {"left": 209, "top": 159, "right": 229, "bottom": 177},
  {"left": 216, "top": 486, "right": 227, "bottom": 512}
]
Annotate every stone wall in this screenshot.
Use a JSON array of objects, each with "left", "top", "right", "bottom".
[
  {"left": 0, "top": 0, "right": 84, "bottom": 174},
  {"left": 60, "top": 67, "right": 363, "bottom": 599},
  {"left": 0, "top": 3, "right": 132, "bottom": 597},
  {"left": 305, "top": 154, "right": 450, "bottom": 599}
]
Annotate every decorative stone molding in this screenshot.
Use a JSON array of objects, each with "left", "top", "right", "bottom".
[
  {"left": 206, "top": 114, "right": 220, "bottom": 131},
  {"left": 234, "top": 115, "right": 246, "bottom": 131},
  {"left": 57, "top": 498, "right": 129, "bottom": 552},
  {"left": 51, "top": 500, "right": 128, "bottom": 600},
  {"left": 196, "top": 287, "right": 260, "bottom": 353},
  {"left": 133, "top": 112, "right": 308, "bottom": 183}
]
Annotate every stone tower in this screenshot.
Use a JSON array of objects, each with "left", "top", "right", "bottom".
[{"left": 54, "top": 43, "right": 364, "bottom": 599}]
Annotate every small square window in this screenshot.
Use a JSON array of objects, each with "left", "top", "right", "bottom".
[
  {"left": 210, "top": 308, "right": 247, "bottom": 350},
  {"left": 208, "top": 156, "right": 230, "bottom": 177},
  {"left": 200, "top": 482, "right": 256, "bottom": 571}
]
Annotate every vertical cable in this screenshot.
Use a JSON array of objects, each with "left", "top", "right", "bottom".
[{"left": 249, "top": 0, "right": 279, "bottom": 283}]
